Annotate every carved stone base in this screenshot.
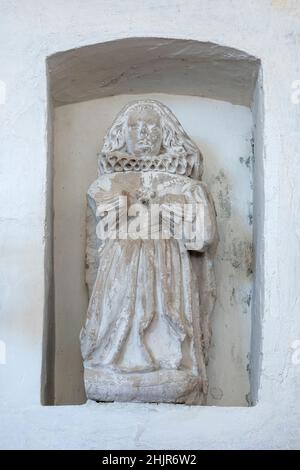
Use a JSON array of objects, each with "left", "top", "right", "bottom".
[{"left": 84, "top": 368, "right": 203, "bottom": 405}]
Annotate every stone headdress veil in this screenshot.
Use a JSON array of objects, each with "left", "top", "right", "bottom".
[
  {"left": 98, "top": 99, "right": 203, "bottom": 179},
  {"left": 85, "top": 100, "right": 218, "bottom": 394}
]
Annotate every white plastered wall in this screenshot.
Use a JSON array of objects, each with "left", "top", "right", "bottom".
[{"left": 0, "top": 0, "right": 300, "bottom": 449}]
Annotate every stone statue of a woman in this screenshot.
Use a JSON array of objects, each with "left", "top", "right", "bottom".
[{"left": 80, "top": 99, "right": 218, "bottom": 405}]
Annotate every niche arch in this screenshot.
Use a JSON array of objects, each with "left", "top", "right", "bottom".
[{"left": 43, "top": 37, "right": 263, "bottom": 406}]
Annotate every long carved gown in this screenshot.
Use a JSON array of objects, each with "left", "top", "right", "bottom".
[{"left": 80, "top": 170, "right": 217, "bottom": 404}]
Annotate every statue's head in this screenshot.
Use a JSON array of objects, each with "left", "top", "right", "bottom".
[
  {"left": 125, "top": 107, "right": 163, "bottom": 158},
  {"left": 99, "top": 99, "right": 203, "bottom": 179}
]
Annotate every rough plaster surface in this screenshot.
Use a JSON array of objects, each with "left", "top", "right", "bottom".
[
  {"left": 0, "top": 401, "right": 299, "bottom": 450},
  {"left": 0, "top": 0, "right": 300, "bottom": 449},
  {"left": 54, "top": 94, "right": 253, "bottom": 407}
]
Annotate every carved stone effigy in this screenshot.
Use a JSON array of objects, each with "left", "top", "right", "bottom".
[{"left": 80, "top": 99, "right": 218, "bottom": 405}]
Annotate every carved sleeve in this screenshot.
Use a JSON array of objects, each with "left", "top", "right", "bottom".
[
  {"left": 85, "top": 183, "right": 128, "bottom": 297},
  {"left": 184, "top": 181, "right": 218, "bottom": 253},
  {"left": 85, "top": 194, "right": 100, "bottom": 298}
]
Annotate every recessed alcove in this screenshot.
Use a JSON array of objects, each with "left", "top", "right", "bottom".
[{"left": 43, "top": 37, "right": 262, "bottom": 406}]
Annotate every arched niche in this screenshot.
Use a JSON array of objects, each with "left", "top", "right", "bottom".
[{"left": 43, "top": 37, "right": 263, "bottom": 407}]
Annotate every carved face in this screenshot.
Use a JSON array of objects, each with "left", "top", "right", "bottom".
[{"left": 125, "top": 108, "right": 163, "bottom": 157}]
